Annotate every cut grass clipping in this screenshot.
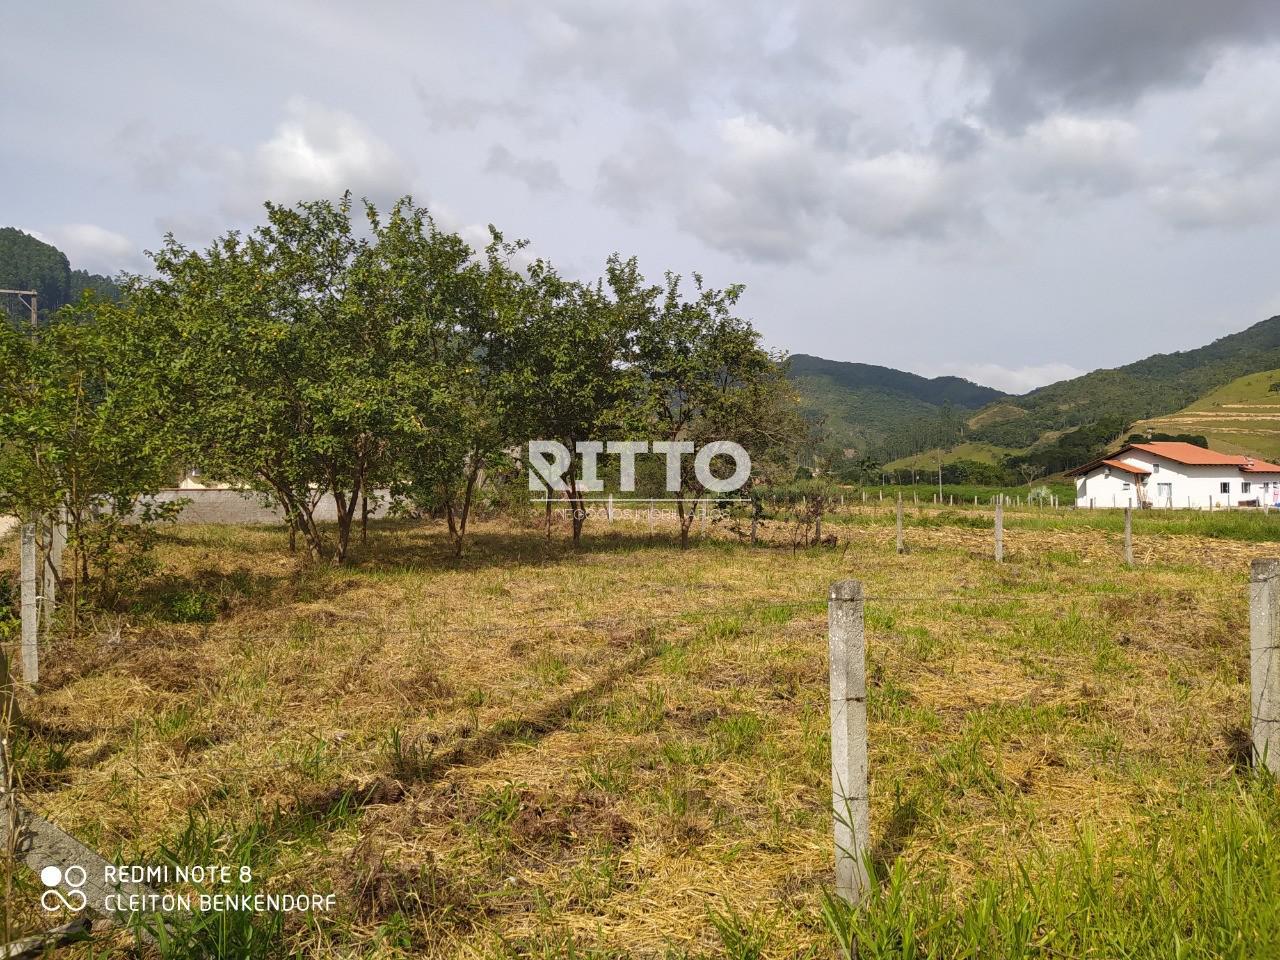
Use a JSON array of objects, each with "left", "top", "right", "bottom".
[{"left": 1, "top": 509, "right": 1278, "bottom": 958}]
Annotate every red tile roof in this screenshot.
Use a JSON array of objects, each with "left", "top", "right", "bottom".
[
  {"left": 1129, "top": 442, "right": 1280, "bottom": 472},
  {"left": 1098, "top": 459, "right": 1150, "bottom": 476},
  {"left": 1066, "top": 441, "right": 1280, "bottom": 476}
]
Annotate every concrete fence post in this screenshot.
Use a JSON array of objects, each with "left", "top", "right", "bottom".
[
  {"left": 994, "top": 496, "right": 1004, "bottom": 563},
  {"left": 20, "top": 523, "right": 38, "bottom": 685},
  {"left": 1123, "top": 507, "right": 1133, "bottom": 566},
  {"left": 607, "top": 494, "right": 614, "bottom": 523},
  {"left": 828, "top": 580, "right": 870, "bottom": 905},
  {"left": 43, "top": 507, "right": 65, "bottom": 628},
  {"left": 1252, "top": 559, "right": 1280, "bottom": 774},
  {"left": 648, "top": 504, "right": 654, "bottom": 533},
  {"left": 895, "top": 493, "right": 904, "bottom": 555}
]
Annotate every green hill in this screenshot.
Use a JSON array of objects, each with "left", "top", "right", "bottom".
[
  {"left": 0, "top": 227, "right": 122, "bottom": 324},
  {"left": 968, "top": 315, "right": 1280, "bottom": 447},
  {"left": 786, "top": 354, "right": 1006, "bottom": 459},
  {"left": 1128, "top": 368, "right": 1280, "bottom": 462}
]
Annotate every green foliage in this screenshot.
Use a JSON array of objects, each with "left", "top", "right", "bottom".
[
  {"left": 163, "top": 589, "right": 219, "bottom": 624},
  {"left": 789, "top": 355, "right": 992, "bottom": 459},
  {"left": 133, "top": 195, "right": 439, "bottom": 564},
  {"left": 0, "top": 227, "right": 121, "bottom": 325},
  {"left": 972, "top": 314, "right": 1280, "bottom": 447},
  {"left": 1004, "top": 416, "right": 1128, "bottom": 476},
  {"left": 0, "top": 294, "right": 177, "bottom": 610},
  {"left": 822, "top": 778, "right": 1280, "bottom": 959}
]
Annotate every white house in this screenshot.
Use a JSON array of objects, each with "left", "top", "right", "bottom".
[{"left": 1066, "top": 441, "right": 1280, "bottom": 509}]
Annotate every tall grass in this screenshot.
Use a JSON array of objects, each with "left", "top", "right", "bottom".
[{"left": 823, "top": 776, "right": 1280, "bottom": 959}]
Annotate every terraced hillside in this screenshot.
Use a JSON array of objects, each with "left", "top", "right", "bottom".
[{"left": 1130, "top": 368, "right": 1280, "bottom": 461}]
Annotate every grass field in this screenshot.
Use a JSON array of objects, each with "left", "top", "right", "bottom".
[
  {"left": 882, "top": 443, "right": 1023, "bottom": 472},
  {"left": 3, "top": 504, "right": 1279, "bottom": 958},
  {"left": 839, "top": 482, "right": 1076, "bottom": 506}
]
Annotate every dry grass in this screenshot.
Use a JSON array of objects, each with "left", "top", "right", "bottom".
[{"left": 0, "top": 506, "right": 1274, "bottom": 957}]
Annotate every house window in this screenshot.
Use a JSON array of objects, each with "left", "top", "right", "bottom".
[
  {"left": 1220, "top": 482, "right": 1230, "bottom": 494},
  {"left": 1242, "top": 481, "right": 1252, "bottom": 494},
  {"left": 1158, "top": 482, "right": 1172, "bottom": 500},
  {"left": 1122, "top": 481, "right": 1130, "bottom": 491},
  {"left": 1153, "top": 463, "right": 1160, "bottom": 473}
]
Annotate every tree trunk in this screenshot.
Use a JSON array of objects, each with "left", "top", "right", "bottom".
[
  {"left": 676, "top": 497, "right": 695, "bottom": 550},
  {"left": 332, "top": 486, "right": 362, "bottom": 565},
  {"left": 452, "top": 461, "right": 482, "bottom": 558},
  {"left": 360, "top": 494, "right": 369, "bottom": 545},
  {"left": 569, "top": 478, "right": 585, "bottom": 547}
]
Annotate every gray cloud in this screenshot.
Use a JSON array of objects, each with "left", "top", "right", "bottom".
[
  {"left": 821, "top": 0, "right": 1280, "bottom": 127},
  {"left": 11, "top": 1, "right": 1280, "bottom": 392},
  {"left": 484, "top": 144, "right": 566, "bottom": 193}
]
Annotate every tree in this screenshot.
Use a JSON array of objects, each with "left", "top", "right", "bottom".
[
  {"left": 134, "top": 195, "right": 404, "bottom": 564},
  {"left": 509, "top": 260, "right": 639, "bottom": 548},
  {"left": 0, "top": 294, "right": 175, "bottom": 611},
  {"left": 630, "top": 263, "right": 801, "bottom": 548},
  {"left": 378, "top": 207, "right": 527, "bottom": 558}
]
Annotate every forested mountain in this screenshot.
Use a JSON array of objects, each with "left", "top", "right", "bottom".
[
  {"left": 967, "top": 315, "right": 1280, "bottom": 446},
  {"left": 791, "top": 314, "right": 1280, "bottom": 476},
  {"left": 0, "top": 227, "right": 122, "bottom": 324},
  {"left": 786, "top": 354, "right": 1006, "bottom": 459}
]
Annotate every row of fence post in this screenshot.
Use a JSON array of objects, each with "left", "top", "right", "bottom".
[{"left": 829, "top": 560, "right": 1280, "bottom": 911}]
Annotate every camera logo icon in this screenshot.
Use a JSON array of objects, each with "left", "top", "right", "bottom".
[{"left": 40, "top": 864, "right": 87, "bottom": 913}]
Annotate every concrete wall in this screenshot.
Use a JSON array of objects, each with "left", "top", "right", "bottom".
[{"left": 138, "top": 489, "right": 393, "bottom": 525}]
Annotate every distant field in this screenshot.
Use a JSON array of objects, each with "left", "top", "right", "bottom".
[
  {"left": 840, "top": 480, "right": 1075, "bottom": 504},
  {"left": 4, "top": 508, "right": 1279, "bottom": 958},
  {"left": 883, "top": 442, "right": 1021, "bottom": 470},
  {"left": 1131, "top": 368, "right": 1280, "bottom": 460}
]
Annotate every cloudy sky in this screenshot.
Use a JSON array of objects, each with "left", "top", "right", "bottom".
[{"left": 7, "top": 1, "right": 1280, "bottom": 393}]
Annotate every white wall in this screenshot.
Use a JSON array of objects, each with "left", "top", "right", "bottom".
[{"left": 1075, "top": 452, "right": 1280, "bottom": 508}]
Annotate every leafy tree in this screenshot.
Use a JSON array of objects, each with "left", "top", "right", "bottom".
[
  {"left": 508, "top": 259, "right": 638, "bottom": 547},
  {"left": 377, "top": 207, "right": 526, "bottom": 558},
  {"left": 0, "top": 294, "right": 175, "bottom": 610},
  {"left": 630, "top": 264, "right": 801, "bottom": 548},
  {"left": 134, "top": 195, "right": 403, "bottom": 564}
]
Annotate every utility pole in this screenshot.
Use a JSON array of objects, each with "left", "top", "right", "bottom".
[{"left": 0, "top": 289, "right": 38, "bottom": 329}]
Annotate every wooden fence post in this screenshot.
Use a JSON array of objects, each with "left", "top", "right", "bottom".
[
  {"left": 994, "top": 496, "right": 1004, "bottom": 563},
  {"left": 828, "top": 580, "right": 869, "bottom": 905},
  {"left": 20, "top": 523, "right": 38, "bottom": 685},
  {"left": 895, "top": 493, "right": 904, "bottom": 555},
  {"left": 1252, "top": 559, "right": 1280, "bottom": 774}
]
